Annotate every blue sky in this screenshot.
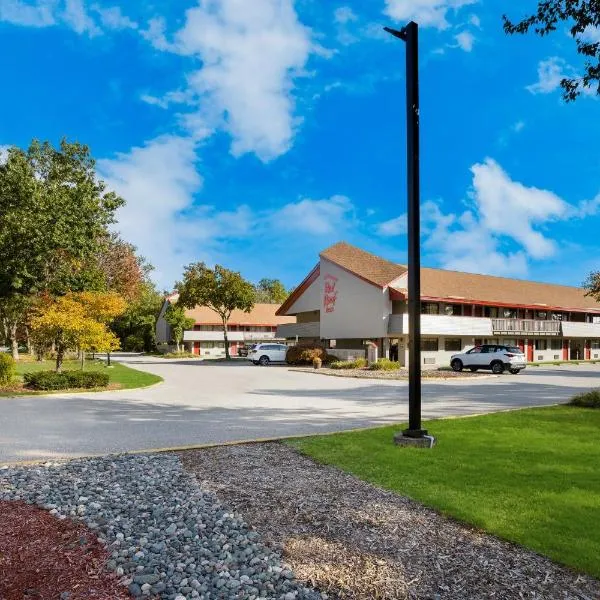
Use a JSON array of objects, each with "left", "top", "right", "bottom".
[{"left": 1, "top": 0, "right": 599, "bottom": 291}]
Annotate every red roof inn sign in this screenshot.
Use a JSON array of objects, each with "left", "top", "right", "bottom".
[{"left": 323, "top": 274, "right": 338, "bottom": 313}]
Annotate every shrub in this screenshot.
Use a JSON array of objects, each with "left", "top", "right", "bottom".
[
  {"left": 124, "top": 334, "right": 145, "bottom": 352},
  {"left": 368, "top": 358, "right": 400, "bottom": 371},
  {"left": 569, "top": 389, "right": 600, "bottom": 408},
  {"left": 24, "top": 370, "right": 110, "bottom": 391},
  {"left": 330, "top": 358, "right": 368, "bottom": 370},
  {"left": 163, "top": 352, "right": 198, "bottom": 359},
  {"left": 0, "top": 353, "right": 16, "bottom": 385},
  {"left": 286, "top": 345, "right": 334, "bottom": 365}
]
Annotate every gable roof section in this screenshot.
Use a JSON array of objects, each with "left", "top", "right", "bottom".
[
  {"left": 276, "top": 264, "right": 320, "bottom": 316},
  {"left": 185, "top": 303, "right": 295, "bottom": 325},
  {"left": 320, "top": 242, "right": 406, "bottom": 288},
  {"left": 420, "top": 267, "right": 600, "bottom": 312}
]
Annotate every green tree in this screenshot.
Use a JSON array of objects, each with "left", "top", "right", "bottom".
[
  {"left": 254, "top": 278, "right": 289, "bottom": 304},
  {"left": 111, "top": 282, "right": 163, "bottom": 352},
  {"left": 176, "top": 264, "right": 255, "bottom": 359},
  {"left": 504, "top": 3, "right": 599, "bottom": 100},
  {"left": 0, "top": 139, "right": 124, "bottom": 359},
  {"left": 584, "top": 271, "right": 600, "bottom": 299},
  {"left": 164, "top": 304, "right": 195, "bottom": 353}
]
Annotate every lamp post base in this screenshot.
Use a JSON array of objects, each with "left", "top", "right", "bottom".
[{"left": 394, "top": 430, "right": 435, "bottom": 448}]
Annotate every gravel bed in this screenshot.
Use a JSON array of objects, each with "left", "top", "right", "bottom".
[
  {"left": 290, "top": 367, "right": 490, "bottom": 380},
  {"left": 180, "top": 443, "right": 600, "bottom": 600},
  {"left": 0, "top": 454, "right": 322, "bottom": 600}
]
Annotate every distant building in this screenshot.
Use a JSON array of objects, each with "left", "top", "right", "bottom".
[
  {"left": 276, "top": 241, "right": 600, "bottom": 366},
  {"left": 156, "top": 295, "right": 295, "bottom": 357}
]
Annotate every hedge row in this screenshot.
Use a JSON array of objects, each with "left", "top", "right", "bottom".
[{"left": 23, "top": 370, "right": 110, "bottom": 391}]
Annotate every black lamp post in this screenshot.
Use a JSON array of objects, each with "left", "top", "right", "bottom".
[{"left": 384, "top": 21, "right": 428, "bottom": 440}]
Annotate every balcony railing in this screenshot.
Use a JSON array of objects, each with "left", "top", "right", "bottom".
[{"left": 492, "top": 318, "right": 560, "bottom": 336}]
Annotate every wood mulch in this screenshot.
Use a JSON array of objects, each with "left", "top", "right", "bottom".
[
  {"left": 180, "top": 443, "right": 600, "bottom": 600},
  {"left": 0, "top": 501, "right": 129, "bottom": 600},
  {"left": 291, "top": 367, "right": 490, "bottom": 380}
]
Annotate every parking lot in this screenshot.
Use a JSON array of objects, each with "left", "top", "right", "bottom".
[{"left": 1, "top": 354, "right": 599, "bottom": 464}]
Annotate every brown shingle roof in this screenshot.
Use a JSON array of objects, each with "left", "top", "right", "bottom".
[
  {"left": 183, "top": 303, "right": 295, "bottom": 325},
  {"left": 420, "top": 267, "right": 600, "bottom": 312},
  {"left": 319, "top": 242, "right": 600, "bottom": 313},
  {"left": 320, "top": 242, "right": 406, "bottom": 287}
]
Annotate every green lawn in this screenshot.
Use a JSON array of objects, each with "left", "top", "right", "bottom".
[
  {"left": 289, "top": 406, "right": 600, "bottom": 578},
  {"left": 0, "top": 358, "right": 162, "bottom": 396}
]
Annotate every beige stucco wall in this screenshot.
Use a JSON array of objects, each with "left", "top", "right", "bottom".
[{"left": 319, "top": 258, "right": 389, "bottom": 341}]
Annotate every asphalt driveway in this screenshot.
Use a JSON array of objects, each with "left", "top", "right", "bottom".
[{"left": 1, "top": 354, "right": 598, "bottom": 464}]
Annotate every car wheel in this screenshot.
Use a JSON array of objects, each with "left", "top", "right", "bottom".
[
  {"left": 451, "top": 359, "right": 463, "bottom": 372},
  {"left": 258, "top": 355, "right": 270, "bottom": 366},
  {"left": 491, "top": 361, "right": 505, "bottom": 374},
  {"left": 509, "top": 368, "right": 520, "bottom": 375},
  {"left": 469, "top": 367, "right": 478, "bottom": 372}
]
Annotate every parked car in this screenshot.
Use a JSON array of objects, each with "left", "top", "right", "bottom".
[
  {"left": 450, "top": 344, "right": 527, "bottom": 374},
  {"left": 248, "top": 343, "right": 288, "bottom": 366}
]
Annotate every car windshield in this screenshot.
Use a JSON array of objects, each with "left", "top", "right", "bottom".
[{"left": 505, "top": 346, "right": 523, "bottom": 354}]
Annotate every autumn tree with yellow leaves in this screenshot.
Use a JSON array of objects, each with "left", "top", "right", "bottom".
[{"left": 30, "top": 292, "right": 126, "bottom": 372}]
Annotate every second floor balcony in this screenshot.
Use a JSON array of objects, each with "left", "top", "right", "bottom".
[{"left": 491, "top": 318, "right": 560, "bottom": 336}]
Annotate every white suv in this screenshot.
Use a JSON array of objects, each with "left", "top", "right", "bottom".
[
  {"left": 248, "top": 343, "right": 288, "bottom": 366},
  {"left": 450, "top": 344, "right": 527, "bottom": 374}
]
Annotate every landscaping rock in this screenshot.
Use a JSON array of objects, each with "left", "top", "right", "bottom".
[{"left": 0, "top": 454, "right": 320, "bottom": 600}]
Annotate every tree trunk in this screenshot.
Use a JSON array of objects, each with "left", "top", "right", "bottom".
[
  {"left": 56, "top": 347, "right": 64, "bottom": 373},
  {"left": 9, "top": 323, "right": 18, "bottom": 361},
  {"left": 25, "top": 326, "right": 34, "bottom": 356},
  {"left": 81, "top": 350, "right": 85, "bottom": 370},
  {"left": 222, "top": 317, "right": 230, "bottom": 360}
]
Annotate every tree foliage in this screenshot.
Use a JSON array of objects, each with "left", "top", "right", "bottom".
[
  {"left": 176, "top": 264, "right": 255, "bottom": 359},
  {"left": 30, "top": 292, "right": 124, "bottom": 372},
  {"left": 584, "top": 270, "right": 600, "bottom": 299},
  {"left": 164, "top": 304, "right": 195, "bottom": 352},
  {"left": 504, "top": 3, "right": 600, "bottom": 100},
  {"left": 110, "top": 282, "right": 163, "bottom": 352},
  {"left": 254, "top": 278, "right": 289, "bottom": 304},
  {"left": 0, "top": 139, "right": 124, "bottom": 298}
]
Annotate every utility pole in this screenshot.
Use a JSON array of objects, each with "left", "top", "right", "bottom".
[{"left": 385, "top": 22, "right": 431, "bottom": 445}]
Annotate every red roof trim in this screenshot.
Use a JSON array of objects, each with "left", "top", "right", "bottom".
[
  {"left": 276, "top": 264, "right": 320, "bottom": 316},
  {"left": 420, "top": 295, "right": 600, "bottom": 314}
]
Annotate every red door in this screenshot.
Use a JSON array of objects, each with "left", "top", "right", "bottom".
[
  {"left": 562, "top": 339, "right": 569, "bottom": 361},
  {"left": 518, "top": 339, "right": 524, "bottom": 353},
  {"left": 193, "top": 342, "right": 200, "bottom": 355},
  {"left": 526, "top": 340, "right": 534, "bottom": 362},
  {"left": 585, "top": 340, "right": 591, "bottom": 360}
]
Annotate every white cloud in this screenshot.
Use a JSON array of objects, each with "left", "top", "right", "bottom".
[
  {"left": 63, "top": 0, "right": 100, "bottom": 35},
  {"left": 384, "top": 0, "right": 476, "bottom": 30},
  {"left": 470, "top": 158, "right": 568, "bottom": 259},
  {"left": 0, "top": 0, "right": 137, "bottom": 36},
  {"left": 423, "top": 201, "right": 529, "bottom": 277},
  {"left": 334, "top": 6, "right": 357, "bottom": 24},
  {"left": 91, "top": 5, "right": 137, "bottom": 30},
  {"left": 454, "top": 30, "right": 474, "bottom": 52},
  {"left": 0, "top": 0, "right": 56, "bottom": 27},
  {"left": 376, "top": 214, "right": 407, "bottom": 237},
  {"left": 526, "top": 57, "right": 567, "bottom": 95},
  {"left": 468, "top": 14, "right": 480, "bottom": 28},
  {"left": 418, "top": 158, "right": 600, "bottom": 277},
  {"left": 581, "top": 26, "right": 600, "bottom": 43},
  {"left": 268, "top": 195, "right": 355, "bottom": 235},
  {"left": 97, "top": 135, "right": 205, "bottom": 288},
  {"left": 527, "top": 56, "right": 596, "bottom": 97},
  {"left": 511, "top": 120, "right": 525, "bottom": 133},
  {"left": 145, "top": 0, "right": 315, "bottom": 161}
]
